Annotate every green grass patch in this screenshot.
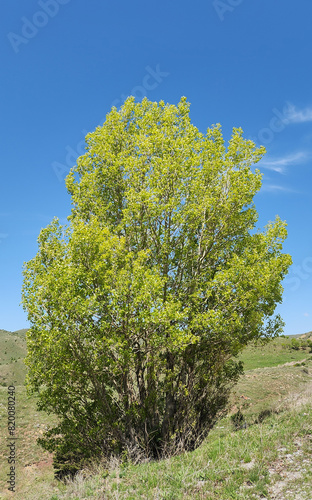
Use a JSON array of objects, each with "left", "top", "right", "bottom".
[
  {"left": 238, "top": 335, "right": 310, "bottom": 371},
  {"left": 45, "top": 399, "right": 312, "bottom": 499},
  {"left": 0, "top": 329, "right": 27, "bottom": 386}
]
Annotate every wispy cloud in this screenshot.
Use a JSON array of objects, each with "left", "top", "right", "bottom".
[
  {"left": 260, "top": 151, "right": 309, "bottom": 173},
  {"left": 261, "top": 184, "right": 298, "bottom": 194},
  {"left": 284, "top": 103, "right": 312, "bottom": 124}
]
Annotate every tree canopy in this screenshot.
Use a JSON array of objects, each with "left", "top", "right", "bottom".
[{"left": 22, "top": 97, "right": 291, "bottom": 476}]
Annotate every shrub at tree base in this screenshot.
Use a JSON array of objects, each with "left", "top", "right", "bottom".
[{"left": 22, "top": 97, "right": 291, "bottom": 475}]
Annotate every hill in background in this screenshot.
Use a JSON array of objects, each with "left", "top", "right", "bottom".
[
  {"left": 1, "top": 328, "right": 312, "bottom": 387},
  {"left": 0, "top": 329, "right": 27, "bottom": 386}
]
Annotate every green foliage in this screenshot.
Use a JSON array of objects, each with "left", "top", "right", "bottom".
[
  {"left": 22, "top": 97, "right": 291, "bottom": 474},
  {"left": 290, "top": 338, "right": 300, "bottom": 350},
  {"left": 230, "top": 410, "right": 245, "bottom": 430}
]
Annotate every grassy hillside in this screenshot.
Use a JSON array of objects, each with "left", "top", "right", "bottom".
[
  {"left": 237, "top": 334, "right": 311, "bottom": 371},
  {"left": 0, "top": 329, "right": 27, "bottom": 386},
  {"left": 0, "top": 329, "right": 312, "bottom": 499}
]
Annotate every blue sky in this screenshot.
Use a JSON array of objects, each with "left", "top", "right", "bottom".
[{"left": 1, "top": 0, "right": 311, "bottom": 335}]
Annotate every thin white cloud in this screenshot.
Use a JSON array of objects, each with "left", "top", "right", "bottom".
[
  {"left": 284, "top": 103, "right": 312, "bottom": 124},
  {"left": 260, "top": 151, "right": 309, "bottom": 173},
  {"left": 304, "top": 312, "right": 309, "bottom": 317},
  {"left": 261, "top": 184, "right": 298, "bottom": 193}
]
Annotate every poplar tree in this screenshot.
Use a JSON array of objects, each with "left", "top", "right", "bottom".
[{"left": 22, "top": 97, "right": 291, "bottom": 476}]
